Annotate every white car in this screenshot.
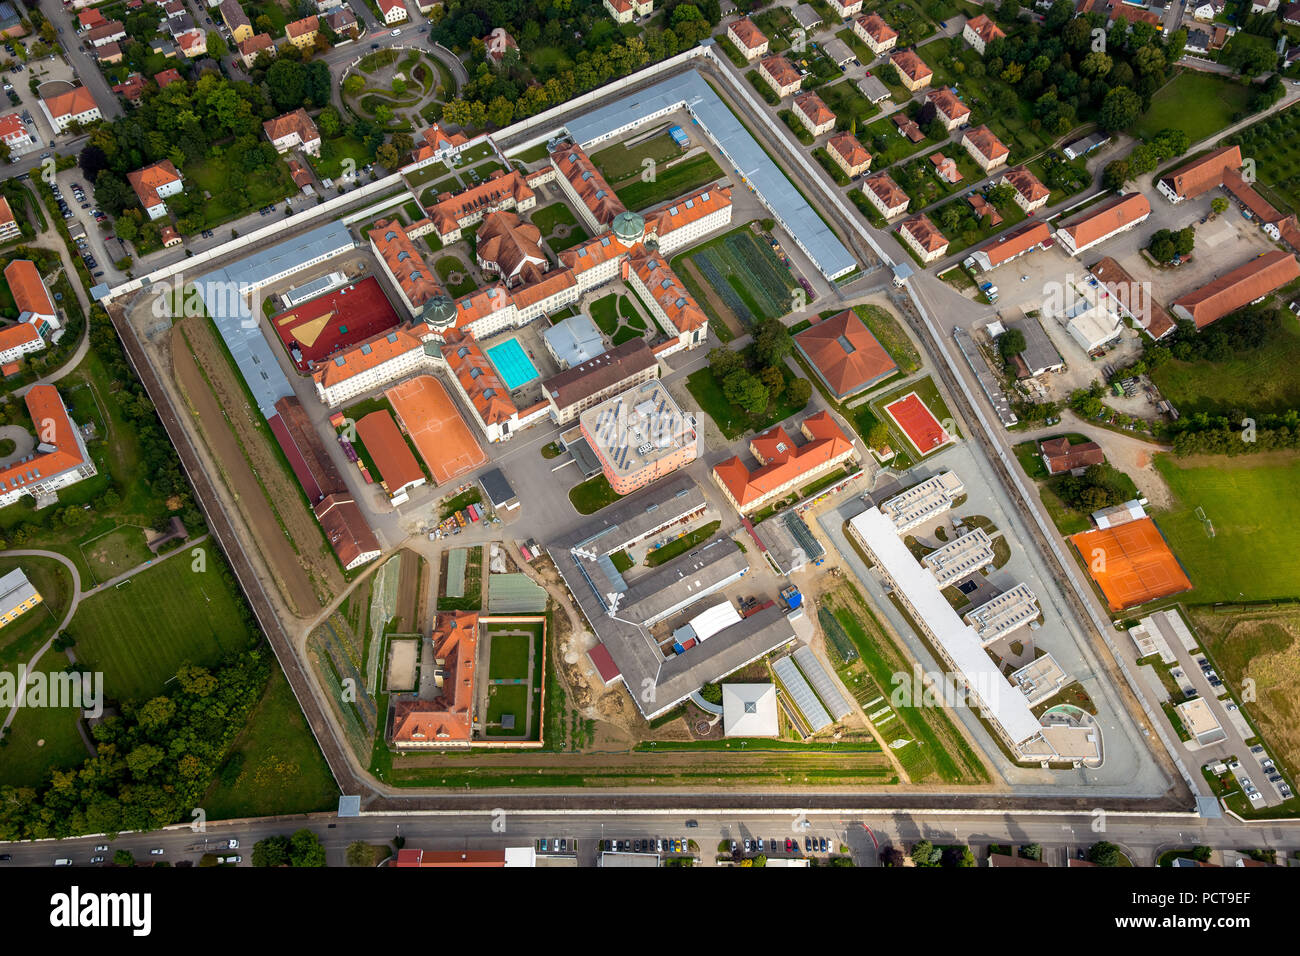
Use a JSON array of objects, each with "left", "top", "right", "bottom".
[
  {"left": 149, "top": 848, "right": 164, "bottom": 856},
  {"left": 227, "top": 839, "right": 239, "bottom": 849},
  {"left": 1249, "top": 791, "right": 1263, "bottom": 802},
  {"left": 391, "top": 28, "right": 401, "bottom": 36}
]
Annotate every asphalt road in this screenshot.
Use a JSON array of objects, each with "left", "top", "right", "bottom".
[{"left": 1, "top": 807, "right": 1296, "bottom": 868}]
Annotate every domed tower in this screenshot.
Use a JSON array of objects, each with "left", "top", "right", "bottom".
[
  {"left": 611, "top": 210, "right": 645, "bottom": 247},
  {"left": 420, "top": 293, "right": 458, "bottom": 338}
]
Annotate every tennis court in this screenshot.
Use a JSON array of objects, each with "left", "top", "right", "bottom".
[
  {"left": 885, "top": 392, "right": 950, "bottom": 455},
  {"left": 1070, "top": 517, "right": 1193, "bottom": 611},
  {"left": 385, "top": 375, "right": 486, "bottom": 484},
  {"left": 484, "top": 337, "right": 540, "bottom": 391},
  {"left": 271, "top": 277, "right": 400, "bottom": 371}
]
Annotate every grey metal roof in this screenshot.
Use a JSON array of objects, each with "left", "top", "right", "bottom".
[
  {"left": 543, "top": 314, "right": 607, "bottom": 368},
  {"left": 1008, "top": 315, "right": 1063, "bottom": 377},
  {"left": 561, "top": 474, "right": 704, "bottom": 555},
  {"left": 193, "top": 220, "right": 354, "bottom": 418},
  {"left": 773, "top": 655, "right": 832, "bottom": 732},
  {"left": 823, "top": 38, "right": 856, "bottom": 65},
  {"left": 793, "top": 645, "right": 852, "bottom": 720},
  {"left": 793, "top": 2, "right": 822, "bottom": 29},
  {"left": 562, "top": 69, "right": 856, "bottom": 279},
  {"left": 479, "top": 467, "right": 517, "bottom": 507},
  {"left": 857, "top": 74, "right": 891, "bottom": 103}
]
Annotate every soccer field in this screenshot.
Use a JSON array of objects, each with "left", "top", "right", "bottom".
[
  {"left": 1153, "top": 452, "right": 1300, "bottom": 603},
  {"left": 71, "top": 551, "right": 259, "bottom": 702}
]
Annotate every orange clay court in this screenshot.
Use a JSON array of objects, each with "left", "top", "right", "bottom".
[
  {"left": 1070, "top": 517, "right": 1193, "bottom": 611},
  {"left": 884, "top": 392, "right": 950, "bottom": 454},
  {"left": 385, "top": 375, "right": 486, "bottom": 484}
]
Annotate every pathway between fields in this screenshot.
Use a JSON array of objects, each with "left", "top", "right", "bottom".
[{"left": 0, "top": 534, "right": 209, "bottom": 732}]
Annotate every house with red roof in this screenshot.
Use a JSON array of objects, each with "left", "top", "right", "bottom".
[
  {"left": 727, "top": 16, "right": 769, "bottom": 59},
  {"left": 854, "top": 13, "right": 897, "bottom": 55},
  {"left": 391, "top": 612, "right": 479, "bottom": 747},
  {"left": 712, "top": 412, "right": 857, "bottom": 514},
  {"left": 963, "top": 14, "right": 1005, "bottom": 55},
  {"left": 961, "top": 125, "right": 1010, "bottom": 173},
  {"left": 0, "top": 385, "right": 98, "bottom": 506},
  {"left": 795, "top": 310, "right": 898, "bottom": 398}
]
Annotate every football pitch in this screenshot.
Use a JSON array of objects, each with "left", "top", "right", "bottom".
[
  {"left": 1153, "top": 452, "right": 1300, "bottom": 603},
  {"left": 70, "top": 550, "right": 259, "bottom": 702}
]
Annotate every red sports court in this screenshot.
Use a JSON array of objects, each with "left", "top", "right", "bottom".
[
  {"left": 884, "top": 392, "right": 950, "bottom": 455},
  {"left": 272, "top": 277, "right": 399, "bottom": 371},
  {"left": 1070, "top": 518, "right": 1193, "bottom": 611},
  {"left": 385, "top": 375, "right": 487, "bottom": 485}
]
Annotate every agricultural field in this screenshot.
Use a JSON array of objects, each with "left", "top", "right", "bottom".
[
  {"left": 671, "top": 226, "right": 799, "bottom": 331},
  {"left": 68, "top": 549, "right": 260, "bottom": 703},
  {"left": 1222, "top": 103, "right": 1300, "bottom": 214},
  {"left": 1153, "top": 451, "right": 1300, "bottom": 604}
]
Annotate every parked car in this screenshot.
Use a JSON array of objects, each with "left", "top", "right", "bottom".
[
  {"left": 90, "top": 856, "right": 104, "bottom": 864},
  {"left": 149, "top": 848, "right": 164, "bottom": 855}
]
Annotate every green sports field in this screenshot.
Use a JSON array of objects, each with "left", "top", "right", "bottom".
[
  {"left": 69, "top": 550, "right": 258, "bottom": 702},
  {"left": 1153, "top": 452, "right": 1300, "bottom": 603}
]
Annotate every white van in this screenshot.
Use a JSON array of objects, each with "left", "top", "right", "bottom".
[{"left": 54, "top": 858, "right": 72, "bottom": 866}]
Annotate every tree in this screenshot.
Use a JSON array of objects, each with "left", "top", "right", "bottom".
[
  {"left": 266, "top": 59, "right": 309, "bottom": 111},
  {"left": 375, "top": 143, "right": 399, "bottom": 168},
  {"left": 880, "top": 845, "right": 904, "bottom": 867},
  {"left": 867, "top": 420, "right": 891, "bottom": 449},
  {"left": 343, "top": 74, "right": 365, "bottom": 97},
  {"left": 708, "top": 346, "right": 745, "bottom": 381},
  {"left": 289, "top": 828, "right": 327, "bottom": 867},
  {"left": 787, "top": 377, "right": 812, "bottom": 408},
  {"left": 252, "top": 835, "right": 291, "bottom": 867},
  {"left": 1087, "top": 841, "right": 1123, "bottom": 867},
  {"left": 752, "top": 317, "right": 792, "bottom": 367},
  {"left": 113, "top": 850, "right": 134, "bottom": 866},
  {"left": 1192, "top": 845, "right": 1213, "bottom": 862},
  {"left": 910, "top": 839, "right": 940, "bottom": 867},
  {"left": 1102, "top": 160, "right": 1131, "bottom": 191},
  {"left": 1021, "top": 843, "right": 1043, "bottom": 862},
  {"left": 759, "top": 364, "right": 784, "bottom": 399},
  {"left": 1098, "top": 86, "right": 1141, "bottom": 132},
  {"left": 317, "top": 105, "right": 342, "bottom": 138},
  {"left": 998, "top": 327, "right": 1026, "bottom": 359},
  {"left": 1211, "top": 196, "right": 1229, "bottom": 216},
  {"left": 206, "top": 31, "right": 228, "bottom": 59},
  {"left": 986, "top": 183, "right": 1016, "bottom": 209},
  {"left": 723, "top": 370, "right": 769, "bottom": 414}
]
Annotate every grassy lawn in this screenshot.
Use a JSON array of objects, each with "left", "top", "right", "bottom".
[
  {"left": 569, "top": 474, "right": 623, "bottom": 514},
  {"left": 819, "top": 79, "right": 882, "bottom": 131},
  {"left": 1150, "top": 312, "right": 1300, "bottom": 419},
  {"left": 615, "top": 153, "right": 725, "bottom": 211},
  {"left": 685, "top": 363, "right": 807, "bottom": 441},
  {"left": 591, "top": 132, "right": 687, "bottom": 184},
  {"left": 488, "top": 633, "right": 531, "bottom": 680},
  {"left": 860, "top": 112, "right": 938, "bottom": 168},
  {"left": 69, "top": 551, "right": 258, "bottom": 703},
  {"left": 486, "top": 683, "right": 529, "bottom": 726},
  {"left": 590, "top": 292, "right": 620, "bottom": 335},
  {"left": 201, "top": 668, "right": 339, "bottom": 820},
  {"left": 1153, "top": 452, "right": 1300, "bottom": 603},
  {"left": 434, "top": 255, "right": 477, "bottom": 296},
  {"left": 530, "top": 201, "right": 577, "bottom": 234},
  {"left": 183, "top": 156, "right": 295, "bottom": 230},
  {"left": 312, "top": 134, "right": 371, "bottom": 181},
  {"left": 645, "top": 520, "right": 723, "bottom": 568},
  {"left": 0, "top": 670, "right": 88, "bottom": 788},
  {"left": 1134, "top": 71, "right": 1254, "bottom": 143},
  {"left": 508, "top": 143, "right": 551, "bottom": 163},
  {"left": 0, "top": 555, "right": 73, "bottom": 675},
  {"left": 402, "top": 161, "right": 451, "bottom": 187}
]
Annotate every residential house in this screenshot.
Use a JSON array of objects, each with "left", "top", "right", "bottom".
[
  {"left": 890, "top": 49, "right": 932, "bottom": 91},
  {"left": 127, "top": 160, "right": 184, "bottom": 219},
  {"left": 1002, "top": 166, "right": 1050, "bottom": 213},
  {"left": 727, "top": 16, "right": 769, "bottom": 59},
  {"left": 827, "top": 130, "right": 872, "bottom": 178},
  {"left": 759, "top": 54, "right": 803, "bottom": 98},
  {"left": 925, "top": 87, "right": 970, "bottom": 131},
  {"left": 863, "top": 170, "right": 909, "bottom": 219},
  {"left": 1054, "top": 192, "right": 1151, "bottom": 256},
  {"left": 853, "top": 13, "right": 898, "bottom": 56},
  {"left": 963, "top": 13, "right": 1005, "bottom": 55},
  {"left": 263, "top": 107, "right": 321, "bottom": 156},
  {"left": 961, "top": 125, "right": 1010, "bottom": 173},
  {"left": 793, "top": 91, "right": 836, "bottom": 136},
  {"left": 900, "top": 213, "right": 949, "bottom": 262}
]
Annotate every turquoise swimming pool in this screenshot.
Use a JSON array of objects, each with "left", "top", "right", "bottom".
[{"left": 485, "top": 338, "right": 540, "bottom": 391}]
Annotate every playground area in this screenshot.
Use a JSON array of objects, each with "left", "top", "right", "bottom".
[
  {"left": 271, "top": 277, "right": 400, "bottom": 371},
  {"left": 384, "top": 375, "right": 486, "bottom": 484},
  {"left": 884, "top": 391, "right": 951, "bottom": 456}
]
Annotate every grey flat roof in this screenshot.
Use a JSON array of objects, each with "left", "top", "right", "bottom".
[
  {"left": 543, "top": 314, "right": 606, "bottom": 367},
  {"left": 479, "top": 467, "right": 517, "bottom": 507},
  {"left": 793, "top": 2, "right": 822, "bottom": 28},
  {"left": 857, "top": 75, "right": 891, "bottom": 103},
  {"left": 560, "top": 473, "right": 704, "bottom": 555},
  {"left": 551, "top": 478, "right": 795, "bottom": 717},
  {"left": 192, "top": 220, "right": 354, "bottom": 418},
  {"left": 1008, "top": 315, "right": 1063, "bottom": 376},
  {"left": 562, "top": 68, "right": 857, "bottom": 279},
  {"left": 823, "top": 37, "right": 856, "bottom": 65}
]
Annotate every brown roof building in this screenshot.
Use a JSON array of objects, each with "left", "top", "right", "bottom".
[
  {"left": 1055, "top": 193, "right": 1150, "bottom": 257},
  {"left": 899, "top": 212, "right": 949, "bottom": 262},
  {"left": 759, "top": 54, "right": 803, "bottom": 96},
  {"left": 1002, "top": 165, "right": 1050, "bottom": 212},
  {"left": 356, "top": 410, "right": 426, "bottom": 501},
  {"left": 925, "top": 87, "right": 970, "bottom": 129},
  {"left": 795, "top": 309, "right": 898, "bottom": 398},
  {"left": 1089, "top": 256, "right": 1175, "bottom": 339},
  {"left": 313, "top": 493, "right": 382, "bottom": 570},
  {"left": 1157, "top": 145, "right": 1242, "bottom": 202},
  {"left": 828, "top": 130, "right": 872, "bottom": 177},
  {"left": 961, "top": 125, "right": 1010, "bottom": 172},
  {"left": 863, "top": 170, "right": 909, "bottom": 218},
  {"left": 893, "top": 113, "right": 925, "bottom": 143},
  {"left": 890, "top": 49, "right": 932, "bottom": 90},
  {"left": 551, "top": 144, "right": 626, "bottom": 229},
  {"left": 475, "top": 210, "right": 548, "bottom": 287},
  {"left": 969, "top": 220, "right": 1052, "bottom": 271},
  {"left": 1171, "top": 250, "right": 1300, "bottom": 328},
  {"left": 713, "top": 411, "right": 857, "bottom": 513},
  {"left": 391, "top": 611, "right": 479, "bottom": 747},
  {"left": 542, "top": 337, "right": 659, "bottom": 425},
  {"left": 1039, "top": 436, "right": 1104, "bottom": 475}
]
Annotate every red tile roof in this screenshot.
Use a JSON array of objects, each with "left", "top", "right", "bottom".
[
  {"left": 1089, "top": 255, "right": 1175, "bottom": 338},
  {"left": 263, "top": 107, "right": 319, "bottom": 146},
  {"left": 794, "top": 91, "right": 835, "bottom": 128},
  {"left": 1040, "top": 436, "right": 1104, "bottom": 474},
  {"left": 865, "top": 170, "right": 907, "bottom": 210},
  {"left": 626, "top": 246, "right": 707, "bottom": 333},
  {"left": 926, "top": 86, "right": 969, "bottom": 122},
  {"left": 1058, "top": 193, "right": 1150, "bottom": 251},
  {"left": 368, "top": 219, "right": 444, "bottom": 309},
  {"left": 1003, "top": 165, "right": 1049, "bottom": 204},
  {"left": 795, "top": 310, "right": 898, "bottom": 396},
  {"left": 126, "top": 159, "right": 182, "bottom": 210},
  {"left": 890, "top": 49, "right": 932, "bottom": 83},
  {"left": 730, "top": 16, "right": 768, "bottom": 49},
  {"left": 857, "top": 13, "right": 897, "bottom": 44},
  {"left": 356, "top": 410, "right": 423, "bottom": 493},
  {"left": 1172, "top": 250, "right": 1300, "bottom": 328},
  {"left": 552, "top": 144, "right": 626, "bottom": 225},
  {"left": 963, "top": 125, "right": 1009, "bottom": 164},
  {"left": 713, "top": 412, "right": 854, "bottom": 508},
  {"left": 154, "top": 67, "right": 183, "bottom": 88},
  {"left": 442, "top": 328, "right": 518, "bottom": 426},
  {"left": 760, "top": 54, "right": 802, "bottom": 88},
  {"left": 313, "top": 326, "right": 424, "bottom": 390},
  {"left": 901, "top": 213, "right": 948, "bottom": 252},
  {"left": 43, "top": 87, "right": 99, "bottom": 120},
  {"left": 391, "top": 612, "right": 479, "bottom": 744},
  {"left": 966, "top": 14, "right": 1005, "bottom": 45},
  {"left": 3, "top": 260, "right": 53, "bottom": 317},
  {"left": 476, "top": 210, "right": 547, "bottom": 286},
  {"left": 427, "top": 168, "right": 536, "bottom": 235},
  {"left": 976, "top": 220, "right": 1051, "bottom": 267},
  {"left": 829, "top": 131, "right": 872, "bottom": 168},
  {"left": 285, "top": 14, "right": 318, "bottom": 39},
  {"left": 1159, "top": 145, "right": 1242, "bottom": 200},
  {"left": 0, "top": 386, "right": 86, "bottom": 496},
  {"left": 644, "top": 185, "right": 732, "bottom": 241}
]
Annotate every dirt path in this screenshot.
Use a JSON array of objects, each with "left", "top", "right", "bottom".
[
  {"left": 394, "top": 549, "right": 420, "bottom": 633},
  {"left": 170, "top": 322, "right": 321, "bottom": 618}
]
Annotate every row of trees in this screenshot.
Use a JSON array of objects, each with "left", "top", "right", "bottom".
[
  {"left": 252, "top": 830, "right": 327, "bottom": 867},
  {"left": 1102, "top": 128, "right": 1190, "bottom": 190}
]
